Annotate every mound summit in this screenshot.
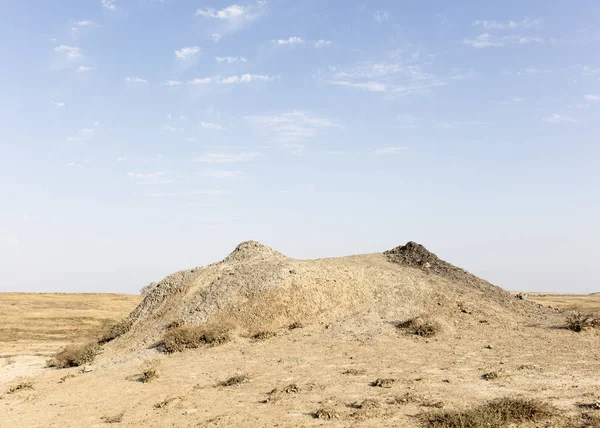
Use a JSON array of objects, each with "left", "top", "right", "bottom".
[{"left": 110, "top": 241, "right": 541, "bottom": 353}]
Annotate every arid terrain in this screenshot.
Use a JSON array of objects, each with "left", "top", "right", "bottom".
[{"left": 1, "top": 242, "right": 599, "bottom": 427}]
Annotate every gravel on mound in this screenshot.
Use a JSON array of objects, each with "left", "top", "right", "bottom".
[{"left": 223, "top": 241, "right": 286, "bottom": 263}]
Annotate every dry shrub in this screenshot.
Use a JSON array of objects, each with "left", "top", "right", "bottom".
[
  {"left": 423, "top": 397, "right": 555, "bottom": 427},
  {"left": 58, "top": 374, "right": 76, "bottom": 384},
  {"left": 314, "top": 408, "right": 339, "bottom": 420},
  {"left": 167, "top": 318, "right": 185, "bottom": 330},
  {"left": 482, "top": 371, "right": 500, "bottom": 381},
  {"left": 391, "top": 393, "right": 443, "bottom": 408},
  {"left": 371, "top": 378, "right": 395, "bottom": 388},
  {"left": 288, "top": 321, "right": 304, "bottom": 330},
  {"left": 6, "top": 381, "right": 34, "bottom": 394},
  {"left": 154, "top": 396, "right": 181, "bottom": 409},
  {"left": 252, "top": 331, "right": 277, "bottom": 340},
  {"left": 397, "top": 317, "right": 440, "bottom": 337},
  {"left": 566, "top": 312, "right": 593, "bottom": 333},
  {"left": 101, "top": 411, "right": 124, "bottom": 424},
  {"left": 47, "top": 342, "right": 100, "bottom": 368},
  {"left": 161, "top": 325, "right": 230, "bottom": 353},
  {"left": 342, "top": 368, "right": 366, "bottom": 376},
  {"left": 358, "top": 399, "right": 380, "bottom": 410},
  {"left": 140, "top": 360, "right": 160, "bottom": 383},
  {"left": 98, "top": 319, "right": 132, "bottom": 345},
  {"left": 264, "top": 383, "right": 301, "bottom": 403},
  {"left": 218, "top": 374, "right": 250, "bottom": 387}
]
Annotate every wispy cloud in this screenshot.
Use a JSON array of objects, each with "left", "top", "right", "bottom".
[
  {"left": 195, "top": 152, "right": 263, "bottom": 163},
  {"left": 76, "top": 20, "right": 96, "bottom": 27},
  {"left": 189, "top": 74, "right": 277, "bottom": 85},
  {"left": 244, "top": 111, "right": 336, "bottom": 145},
  {"left": 65, "top": 125, "right": 97, "bottom": 142},
  {"left": 199, "top": 121, "right": 223, "bottom": 130},
  {"left": 127, "top": 171, "right": 172, "bottom": 184},
  {"left": 175, "top": 46, "right": 200, "bottom": 60},
  {"left": 464, "top": 33, "right": 543, "bottom": 48},
  {"left": 196, "top": 1, "right": 267, "bottom": 25},
  {"left": 374, "top": 147, "right": 407, "bottom": 155},
  {"left": 315, "top": 39, "right": 332, "bottom": 48},
  {"left": 326, "top": 61, "right": 444, "bottom": 95},
  {"left": 473, "top": 18, "right": 542, "bottom": 30},
  {"left": 216, "top": 56, "right": 247, "bottom": 63},
  {"left": 584, "top": 94, "right": 600, "bottom": 101},
  {"left": 101, "top": 0, "right": 116, "bottom": 10},
  {"left": 199, "top": 170, "right": 244, "bottom": 178},
  {"left": 146, "top": 189, "right": 228, "bottom": 197},
  {"left": 50, "top": 101, "right": 65, "bottom": 108},
  {"left": 76, "top": 65, "right": 93, "bottom": 72},
  {"left": 543, "top": 114, "right": 577, "bottom": 123},
  {"left": 126, "top": 76, "right": 148, "bottom": 84},
  {"left": 273, "top": 36, "right": 304, "bottom": 46},
  {"left": 212, "top": 33, "right": 222, "bottom": 42},
  {"left": 54, "top": 45, "right": 82, "bottom": 60},
  {"left": 166, "top": 80, "right": 183, "bottom": 86},
  {"left": 374, "top": 10, "right": 391, "bottom": 22},
  {"left": 504, "top": 67, "right": 552, "bottom": 76}
]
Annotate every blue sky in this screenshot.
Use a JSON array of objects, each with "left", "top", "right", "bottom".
[{"left": 1, "top": 1, "right": 599, "bottom": 294}]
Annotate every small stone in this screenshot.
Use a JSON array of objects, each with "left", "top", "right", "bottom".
[{"left": 485, "top": 345, "right": 493, "bottom": 350}]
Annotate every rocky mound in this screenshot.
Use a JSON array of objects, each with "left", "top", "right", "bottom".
[{"left": 109, "top": 241, "right": 543, "bottom": 354}]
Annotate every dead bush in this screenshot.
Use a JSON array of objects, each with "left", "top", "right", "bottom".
[
  {"left": 252, "top": 331, "right": 277, "bottom": 340},
  {"left": 167, "top": 318, "right": 185, "bottom": 330},
  {"left": 371, "top": 378, "right": 395, "bottom": 388},
  {"left": 154, "top": 396, "right": 181, "bottom": 409},
  {"left": 6, "top": 381, "right": 34, "bottom": 394},
  {"left": 342, "top": 368, "right": 366, "bottom": 376},
  {"left": 218, "top": 374, "right": 250, "bottom": 387},
  {"left": 98, "top": 319, "right": 132, "bottom": 345},
  {"left": 101, "top": 411, "right": 124, "bottom": 424},
  {"left": 397, "top": 317, "right": 440, "bottom": 337},
  {"left": 422, "top": 397, "right": 555, "bottom": 427},
  {"left": 288, "top": 321, "right": 304, "bottom": 330},
  {"left": 47, "top": 342, "right": 100, "bottom": 368},
  {"left": 140, "top": 360, "right": 160, "bottom": 383},
  {"left": 566, "top": 312, "right": 593, "bottom": 333},
  {"left": 161, "top": 325, "right": 230, "bottom": 353},
  {"left": 58, "top": 374, "right": 76, "bottom": 384},
  {"left": 482, "top": 371, "right": 500, "bottom": 381},
  {"left": 314, "top": 408, "right": 339, "bottom": 420}
]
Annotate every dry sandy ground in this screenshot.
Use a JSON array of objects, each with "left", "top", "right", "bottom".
[{"left": 0, "top": 292, "right": 599, "bottom": 427}]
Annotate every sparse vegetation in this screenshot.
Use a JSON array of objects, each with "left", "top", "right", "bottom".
[
  {"left": 252, "top": 331, "right": 277, "bottom": 340},
  {"left": 58, "top": 374, "right": 76, "bottom": 383},
  {"left": 153, "top": 396, "right": 181, "bottom": 409},
  {"left": 371, "top": 378, "right": 395, "bottom": 388},
  {"left": 218, "top": 374, "right": 250, "bottom": 387},
  {"left": 397, "top": 317, "right": 440, "bottom": 337},
  {"left": 6, "top": 381, "right": 34, "bottom": 394},
  {"left": 140, "top": 360, "right": 160, "bottom": 383},
  {"left": 358, "top": 399, "right": 380, "bottom": 409},
  {"left": 314, "top": 408, "right": 339, "bottom": 420},
  {"left": 264, "top": 383, "right": 301, "bottom": 403},
  {"left": 47, "top": 342, "right": 100, "bottom": 368},
  {"left": 161, "top": 325, "right": 231, "bottom": 353},
  {"left": 566, "top": 311, "right": 593, "bottom": 332},
  {"left": 288, "top": 321, "right": 304, "bottom": 330},
  {"left": 167, "top": 318, "right": 185, "bottom": 329},
  {"left": 422, "top": 397, "right": 555, "bottom": 427},
  {"left": 98, "top": 319, "right": 132, "bottom": 345},
  {"left": 342, "top": 368, "right": 366, "bottom": 375},
  {"left": 482, "top": 371, "right": 500, "bottom": 381},
  {"left": 101, "top": 411, "right": 124, "bottom": 424}
]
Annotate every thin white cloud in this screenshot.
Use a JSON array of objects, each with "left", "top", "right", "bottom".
[
  {"left": 189, "top": 78, "right": 213, "bottom": 85},
  {"left": 101, "top": 0, "right": 116, "bottom": 10},
  {"left": 543, "top": 114, "right": 577, "bottom": 123},
  {"left": 76, "top": 65, "right": 93, "bottom": 72},
  {"left": 464, "top": 33, "right": 543, "bottom": 48},
  {"left": 374, "top": 147, "right": 408, "bottom": 154},
  {"left": 175, "top": 46, "right": 200, "bottom": 60},
  {"left": 127, "top": 171, "right": 172, "bottom": 184},
  {"left": 199, "top": 121, "right": 223, "bottom": 130},
  {"left": 504, "top": 67, "right": 552, "bottom": 76},
  {"left": 219, "top": 73, "right": 276, "bottom": 83},
  {"left": 195, "top": 152, "right": 263, "bottom": 163},
  {"left": 50, "top": 101, "right": 65, "bottom": 108},
  {"left": 326, "top": 61, "right": 444, "bottom": 95},
  {"left": 196, "top": 2, "right": 265, "bottom": 24},
  {"left": 373, "top": 147, "right": 408, "bottom": 155},
  {"left": 146, "top": 189, "right": 228, "bottom": 197},
  {"left": 584, "top": 94, "right": 600, "bottom": 101},
  {"left": 117, "top": 157, "right": 128, "bottom": 162},
  {"left": 166, "top": 80, "right": 183, "bottom": 86},
  {"left": 473, "top": 18, "right": 542, "bottom": 30},
  {"left": 273, "top": 36, "right": 304, "bottom": 46},
  {"left": 315, "top": 39, "right": 332, "bottom": 48},
  {"left": 54, "top": 45, "right": 82, "bottom": 60},
  {"left": 215, "top": 56, "right": 247, "bottom": 63},
  {"left": 374, "top": 10, "right": 391, "bottom": 22},
  {"left": 212, "top": 33, "right": 222, "bottom": 42},
  {"left": 65, "top": 126, "right": 96, "bottom": 142},
  {"left": 244, "top": 111, "right": 335, "bottom": 144},
  {"left": 76, "top": 20, "right": 96, "bottom": 27},
  {"left": 126, "top": 76, "right": 148, "bottom": 84},
  {"left": 199, "top": 170, "right": 244, "bottom": 179}
]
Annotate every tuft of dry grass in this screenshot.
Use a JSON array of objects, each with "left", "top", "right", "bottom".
[
  {"left": 566, "top": 312, "right": 594, "bottom": 333},
  {"left": 161, "top": 325, "right": 231, "bottom": 353},
  {"left": 153, "top": 396, "right": 181, "bottom": 409},
  {"left": 98, "top": 319, "right": 132, "bottom": 345},
  {"left": 482, "top": 371, "right": 500, "bottom": 381},
  {"left": 252, "top": 331, "right": 278, "bottom": 340},
  {"left": 166, "top": 318, "right": 185, "bottom": 330},
  {"left": 140, "top": 360, "right": 160, "bottom": 383},
  {"left": 371, "top": 378, "right": 395, "bottom": 388},
  {"left": 314, "top": 408, "right": 339, "bottom": 420},
  {"left": 6, "top": 381, "right": 34, "bottom": 395},
  {"left": 101, "top": 411, "right": 124, "bottom": 424},
  {"left": 218, "top": 374, "right": 250, "bottom": 387},
  {"left": 397, "top": 317, "right": 440, "bottom": 337},
  {"left": 58, "top": 374, "right": 76, "bottom": 384},
  {"left": 47, "top": 342, "right": 100, "bottom": 368},
  {"left": 288, "top": 321, "right": 304, "bottom": 330},
  {"left": 342, "top": 368, "right": 366, "bottom": 376},
  {"left": 422, "top": 397, "right": 555, "bottom": 427}
]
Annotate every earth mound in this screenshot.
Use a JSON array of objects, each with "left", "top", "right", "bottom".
[{"left": 109, "top": 241, "right": 543, "bottom": 354}]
